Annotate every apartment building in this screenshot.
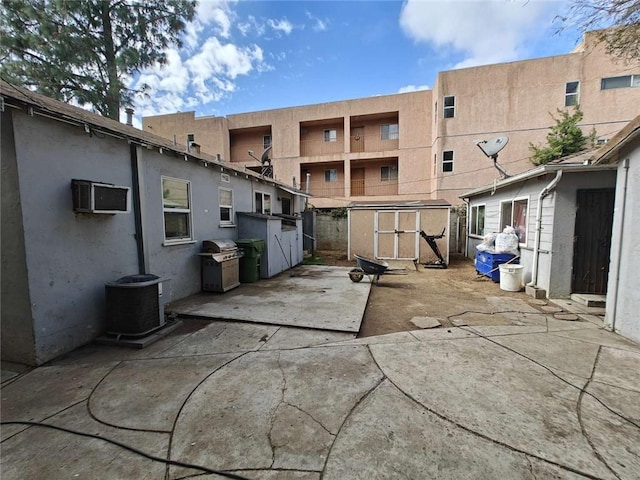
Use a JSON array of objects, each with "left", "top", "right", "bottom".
[{"left": 143, "top": 32, "right": 640, "bottom": 207}]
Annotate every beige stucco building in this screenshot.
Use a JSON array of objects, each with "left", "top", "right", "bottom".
[{"left": 143, "top": 32, "right": 640, "bottom": 207}]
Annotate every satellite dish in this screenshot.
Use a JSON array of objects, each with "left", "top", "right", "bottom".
[
  {"left": 476, "top": 136, "right": 509, "bottom": 158},
  {"left": 260, "top": 144, "right": 272, "bottom": 165},
  {"left": 475, "top": 136, "right": 510, "bottom": 178}
]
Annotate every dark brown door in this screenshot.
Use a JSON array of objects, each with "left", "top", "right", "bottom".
[
  {"left": 351, "top": 168, "right": 365, "bottom": 196},
  {"left": 351, "top": 127, "right": 364, "bottom": 152},
  {"left": 572, "top": 189, "right": 615, "bottom": 294}
]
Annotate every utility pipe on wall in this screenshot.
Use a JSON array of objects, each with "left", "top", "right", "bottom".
[
  {"left": 528, "top": 170, "right": 563, "bottom": 287},
  {"left": 608, "top": 158, "right": 630, "bottom": 332}
]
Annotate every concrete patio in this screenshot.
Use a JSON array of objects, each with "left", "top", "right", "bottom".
[{"left": 1, "top": 266, "right": 639, "bottom": 479}]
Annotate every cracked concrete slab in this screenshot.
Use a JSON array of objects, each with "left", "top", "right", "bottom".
[
  {"left": 259, "top": 328, "right": 355, "bottom": 350},
  {"left": 370, "top": 339, "right": 615, "bottom": 478},
  {"left": 0, "top": 403, "right": 169, "bottom": 480},
  {"left": 592, "top": 347, "right": 640, "bottom": 393},
  {"left": 2, "top": 305, "right": 639, "bottom": 480},
  {"left": 169, "top": 345, "right": 382, "bottom": 477},
  {"left": 0, "top": 363, "right": 118, "bottom": 441},
  {"left": 490, "top": 332, "right": 601, "bottom": 379},
  {"left": 89, "top": 353, "right": 240, "bottom": 431},
  {"left": 485, "top": 296, "right": 541, "bottom": 313},
  {"left": 551, "top": 328, "right": 640, "bottom": 353},
  {"left": 167, "top": 266, "right": 370, "bottom": 333},
  {"left": 579, "top": 382, "right": 640, "bottom": 480},
  {"left": 160, "top": 321, "right": 279, "bottom": 356},
  {"left": 324, "top": 380, "right": 559, "bottom": 479}
]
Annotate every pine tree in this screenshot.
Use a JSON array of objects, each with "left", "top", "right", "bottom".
[
  {"left": 0, "top": 0, "right": 196, "bottom": 121},
  {"left": 529, "top": 107, "right": 595, "bottom": 166}
]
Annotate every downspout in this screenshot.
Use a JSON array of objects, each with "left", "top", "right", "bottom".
[
  {"left": 130, "top": 143, "right": 146, "bottom": 274},
  {"left": 528, "top": 170, "right": 563, "bottom": 287},
  {"left": 608, "top": 158, "right": 630, "bottom": 332},
  {"left": 463, "top": 198, "right": 470, "bottom": 258}
]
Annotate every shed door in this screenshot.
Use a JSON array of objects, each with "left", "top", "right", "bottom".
[
  {"left": 572, "top": 189, "right": 615, "bottom": 294},
  {"left": 375, "top": 210, "right": 419, "bottom": 259}
]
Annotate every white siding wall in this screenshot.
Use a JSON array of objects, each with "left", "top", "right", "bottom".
[{"left": 605, "top": 146, "right": 640, "bottom": 343}]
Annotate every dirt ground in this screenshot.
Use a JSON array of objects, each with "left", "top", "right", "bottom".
[{"left": 313, "top": 250, "right": 538, "bottom": 338}]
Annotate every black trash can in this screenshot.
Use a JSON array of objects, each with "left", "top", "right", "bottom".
[{"left": 105, "top": 274, "right": 170, "bottom": 336}]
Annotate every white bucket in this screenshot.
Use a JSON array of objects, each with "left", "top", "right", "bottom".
[{"left": 499, "top": 264, "right": 523, "bottom": 292}]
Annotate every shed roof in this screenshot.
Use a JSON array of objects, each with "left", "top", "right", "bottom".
[
  {"left": 347, "top": 199, "right": 450, "bottom": 209},
  {"left": 0, "top": 80, "right": 309, "bottom": 197},
  {"left": 592, "top": 114, "right": 640, "bottom": 165}
]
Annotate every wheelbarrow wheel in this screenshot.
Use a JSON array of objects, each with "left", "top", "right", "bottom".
[{"left": 348, "top": 268, "right": 364, "bottom": 283}]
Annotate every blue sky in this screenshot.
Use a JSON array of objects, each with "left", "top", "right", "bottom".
[{"left": 132, "top": 0, "right": 583, "bottom": 123}]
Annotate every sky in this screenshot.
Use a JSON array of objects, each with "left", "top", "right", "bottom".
[{"left": 131, "top": 0, "right": 584, "bottom": 124}]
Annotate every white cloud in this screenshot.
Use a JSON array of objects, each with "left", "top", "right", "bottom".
[
  {"left": 399, "top": 0, "right": 559, "bottom": 68},
  {"left": 305, "top": 11, "right": 329, "bottom": 32},
  {"left": 398, "top": 84, "right": 431, "bottom": 93},
  {"left": 268, "top": 18, "right": 294, "bottom": 35}
]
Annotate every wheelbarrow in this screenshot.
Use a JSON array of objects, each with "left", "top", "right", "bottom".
[{"left": 348, "top": 254, "right": 407, "bottom": 284}]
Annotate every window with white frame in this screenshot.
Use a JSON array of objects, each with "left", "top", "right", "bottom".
[
  {"left": 601, "top": 75, "right": 640, "bottom": 90},
  {"left": 219, "top": 187, "right": 233, "bottom": 225},
  {"left": 443, "top": 95, "right": 455, "bottom": 118},
  {"left": 500, "top": 198, "right": 529, "bottom": 244},
  {"left": 324, "top": 129, "right": 337, "bottom": 142},
  {"left": 443, "top": 150, "right": 454, "bottom": 172},
  {"left": 255, "top": 191, "right": 272, "bottom": 214},
  {"left": 565, "top": 81, "right": 579, "bottom": 106},
  {"left": 380, "top": 123, "right": 399, "bottom": 141},
  {"left": 470, "top": 204, "right": 485, "bottom": 236},
  {"left": 380, "top": 165, "right": 398, "bottom": 181},
  {"left": 162, "top": 177, "right": 192, "bottom": 242},
  {"left": 325, "top": 169, "right": 338, "bottom": 182}
]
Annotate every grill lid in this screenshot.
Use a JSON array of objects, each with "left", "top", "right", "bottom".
[{"left": 202, "top": 239, "right": 237, "bottom": 253}]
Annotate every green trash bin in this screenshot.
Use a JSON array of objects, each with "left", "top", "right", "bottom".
[{"left": 236, "top": 238, "right": 265, "bottom": 283}]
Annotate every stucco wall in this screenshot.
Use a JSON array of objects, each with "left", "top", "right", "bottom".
[
  {"left": 605, "top": 147, "right": 640, "bottom": 343},
  {"left": 1, "top": 110, "right": 36, "bottom": 364},
  {"left": 5, "top": 108, "right": 295, "bottom": 365},
  {"left": 11, "top": 113, "right": 140, "bottom": 364}
]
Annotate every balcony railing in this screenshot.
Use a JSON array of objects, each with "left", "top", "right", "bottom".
[
  {"left": 230, "top": 143, "right": 271, "bottom": 163},
  {"left": 300, "top": 183, "right": 345, "bottom": 197},
  {"left": 350, "top": 134, "right": 398, "bottom": 153},
  {"left": 300, "top": 138, "right": 343, "bottom": 157},
  {"left": 350, "top": 179, "right": 398, "bottom": 196}
]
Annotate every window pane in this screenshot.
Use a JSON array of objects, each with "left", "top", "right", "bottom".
[
  {"left": 264, "top": 195, "right": 271, "bottom": 214},
  {"left": 255, "top": 192, "right": 262, "bottom": 213},
  {"left": 381, "top": 124, "right": 398, "bottom": 140},
  {"left": 263, "top": 135, "right": 272, "bottom": 148},
  {"left": 471, "top": 207, "right": 478, "bottom": 235},
  {"left": 220, "top": 207, "right": 231, "bottom": 222},
  {"left": 444, "top": 96, "right": 455, "bottom": 107},
  {"left": 163, "top": 179, "right": 189, "bottom": 209},
  {"left": 325, "top": 169, "right": 337, "bottom": 182},
  {"left": 601, "top": 75, "right": 631, "bottom": 89},
  {"left": 219, "top": 189, "right": 232, "bottom": 206},
  {"left": 501, "top": 202, "right": 512, "bottom": 231},
  {"left": 513, "top": 200, "right": 528, "bottom": 243},
  {"left": 566, "top": 81, "right": 579, "bottom": 94},
  {"left": 381, "top": 165, "right": 398, "bottom": 181},
  {"left": 164, "top": 212, "right": 190, "bottom": 239},
  {"left": 477, "top": 206, "right": 485, "bottom": 236},
  {"left": 633, "top": 75, "right": 640, "bottom": 87},
  {"left": 324, "top": 129, "right": 337, "bottom": 142}
]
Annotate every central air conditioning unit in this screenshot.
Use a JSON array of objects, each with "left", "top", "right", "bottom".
[{"left": 71, "top": 179, "right": 131, "bottom": 214}]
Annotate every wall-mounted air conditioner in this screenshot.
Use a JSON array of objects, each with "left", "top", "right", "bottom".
[{"left": 71, "top": 179, "right": 131, "bottom": 214}]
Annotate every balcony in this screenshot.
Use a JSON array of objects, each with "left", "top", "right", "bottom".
[
  {"left": 350, "top": 133, "right": 398, "bottom": 153},
  {"left": 300, "top": 183, "right": 345, "bottom": 197},
  {"left": 230, "top": 142, "right": 271, "bottom": 164},
  {"left": 350, "top": 178, "right": 398, "bottom": 196},
  {"left": 300, "top": 138, "right": 343, "bottom": 157}
]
